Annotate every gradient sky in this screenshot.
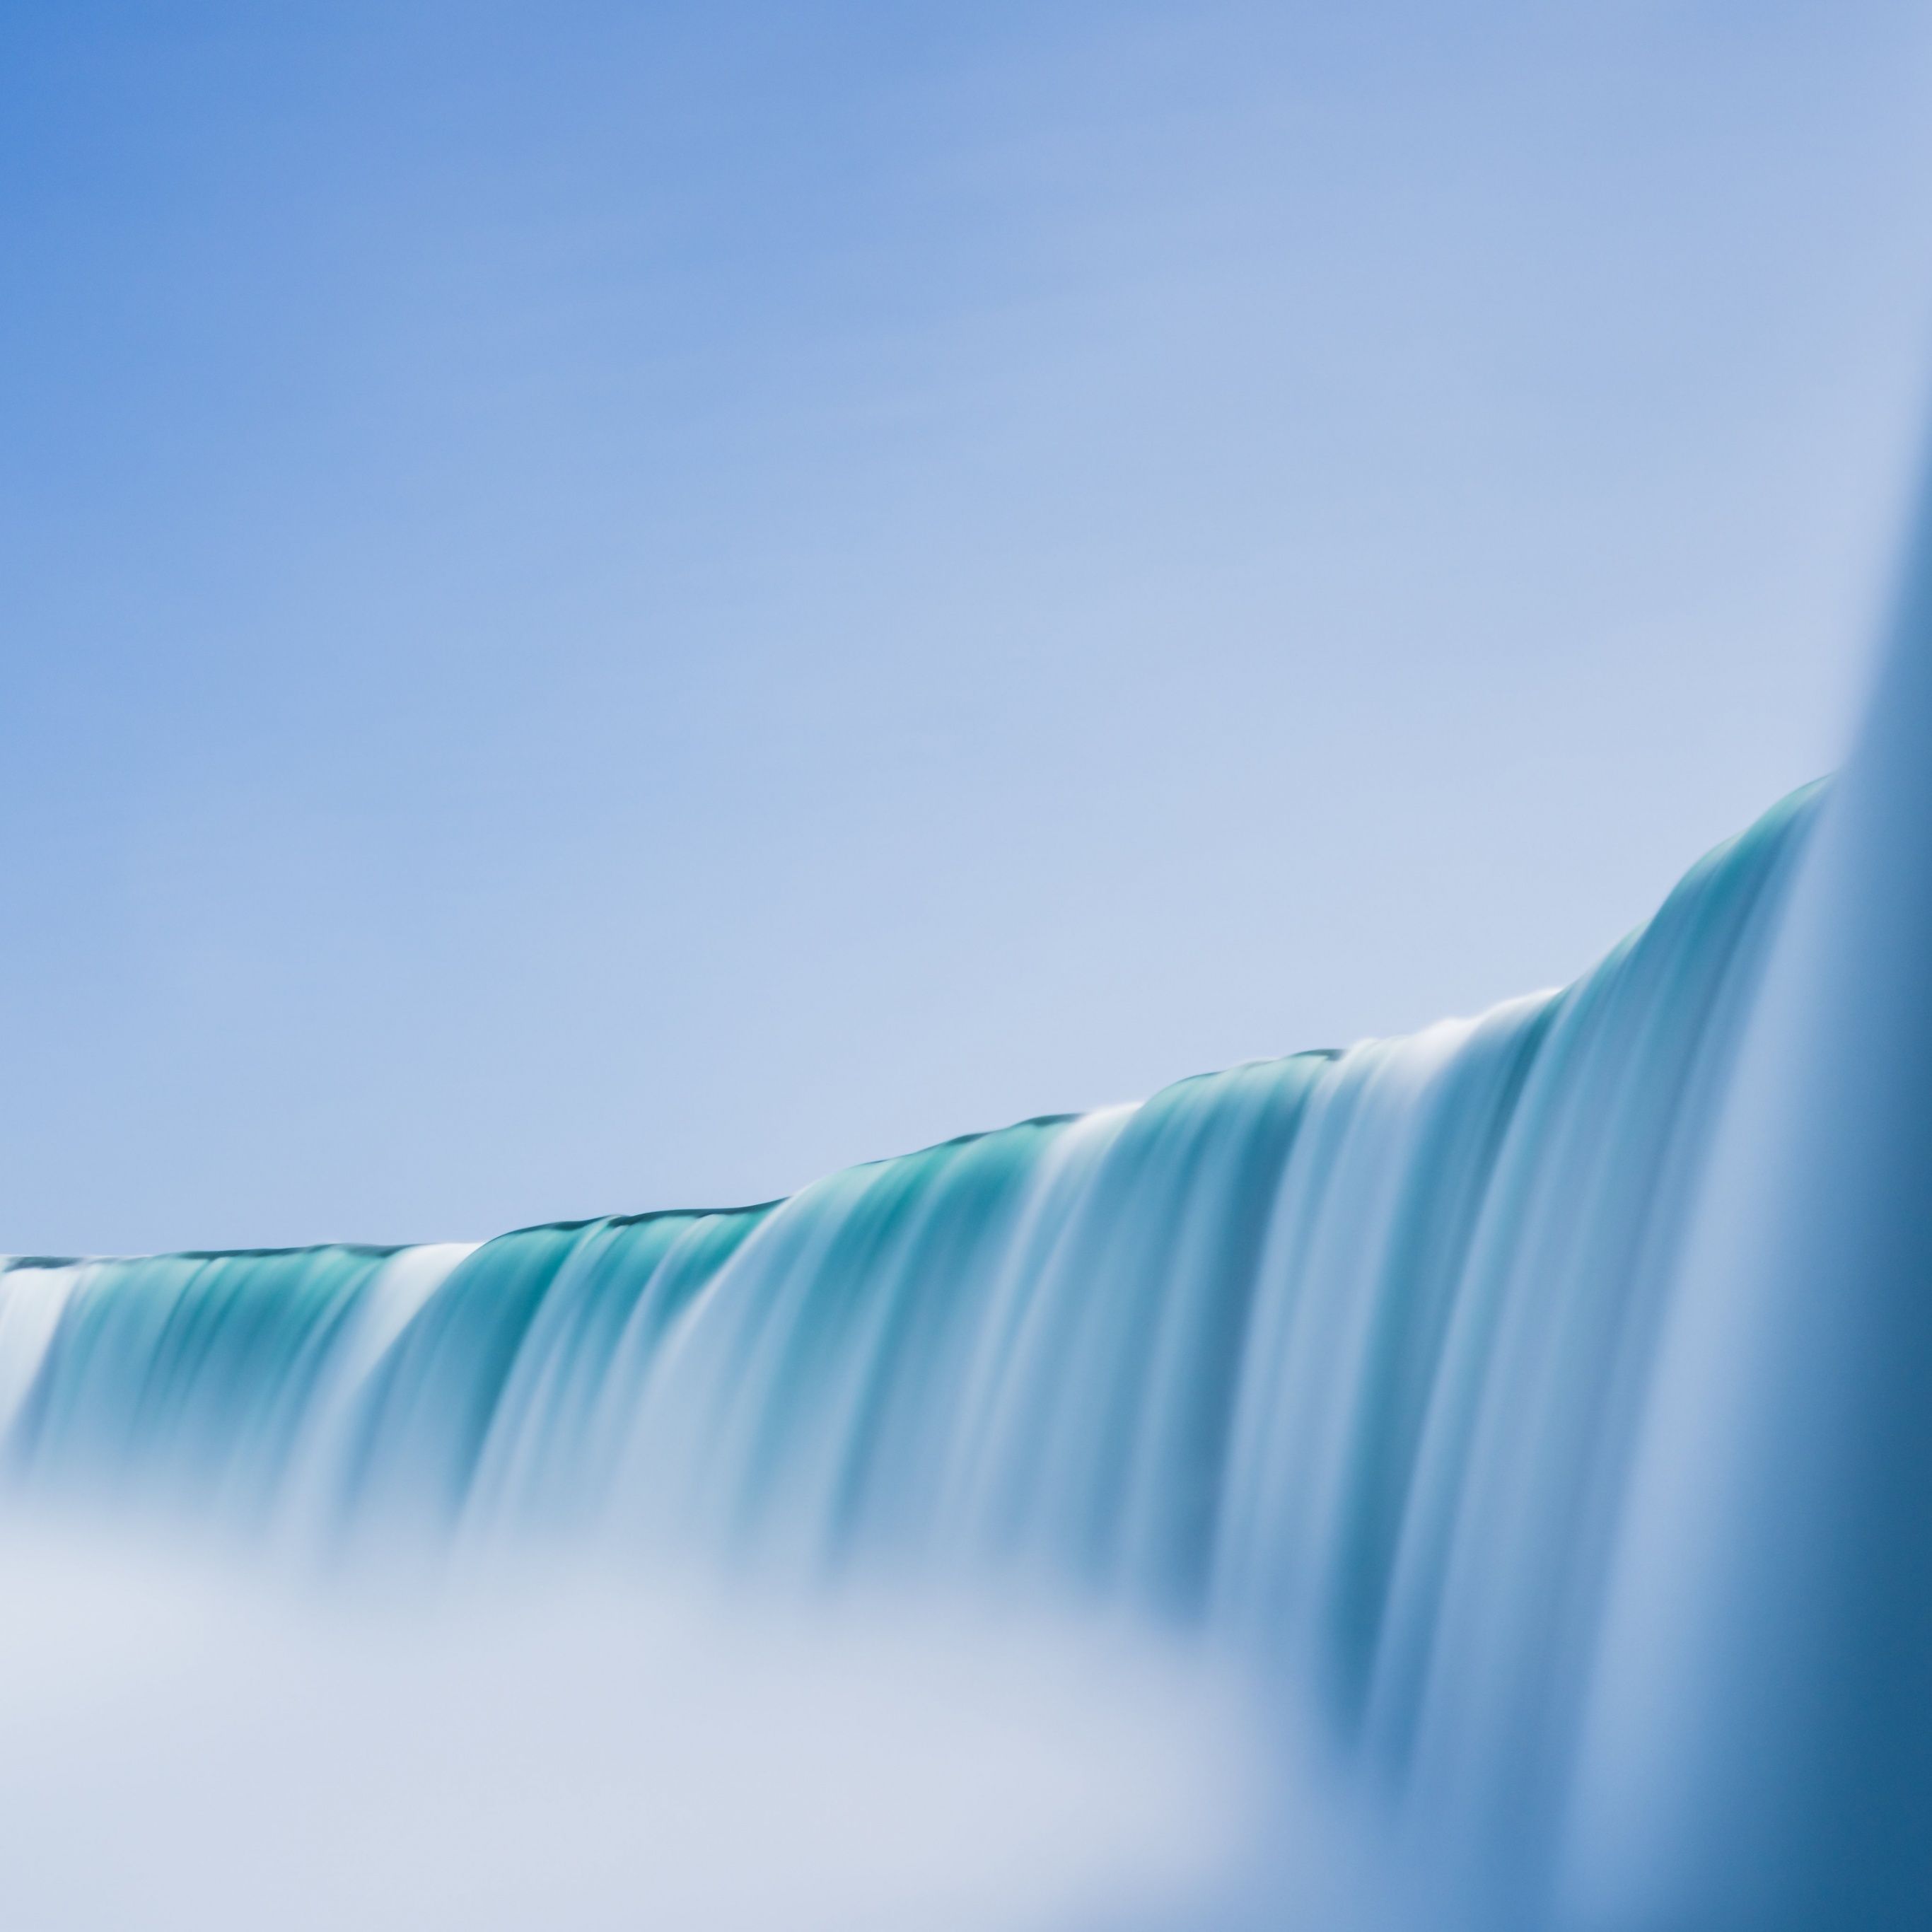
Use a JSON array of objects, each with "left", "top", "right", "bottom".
[{"left": 4, "top": 1, "right": 1931, "bottom": 1256}]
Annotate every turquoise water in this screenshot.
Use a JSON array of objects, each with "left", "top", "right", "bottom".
[{"left": 0, "top": 782, "right": 1825, "bottom": 1926}]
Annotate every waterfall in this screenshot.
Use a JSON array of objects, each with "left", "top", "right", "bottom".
[
  {"left": 0, "top": 776, "right": 1837, "bottom": 1926},
  {"left": 13, "top": 439, "right": 1932, "bottom": 1926}
]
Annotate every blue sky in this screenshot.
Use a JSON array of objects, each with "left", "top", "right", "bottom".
[{"left": 4, "top": 1, "right": 1930, "bottom": 1255}]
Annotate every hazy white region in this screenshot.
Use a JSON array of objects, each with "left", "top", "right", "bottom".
[{"left": 0, "top": 1530, "right": 1286, "bottom": 1932}]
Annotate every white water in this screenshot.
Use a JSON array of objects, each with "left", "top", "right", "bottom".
[
  {"left": 4, "top": 476, "right": 1931, "bottom": 1927},
  {"left": 0, "top": 1530, "right": 1286, "bottom": 1932},
  {"left": 0, "top": 775, "right": 1817, "bottom": 1928}
]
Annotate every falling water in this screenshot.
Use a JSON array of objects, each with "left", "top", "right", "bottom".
[
  {"left": 0, "top": 774, "right": 1834, "bottom": 1928},
  {"left": 11, "top": 458, "right": 1932, "bottom": 1931}
]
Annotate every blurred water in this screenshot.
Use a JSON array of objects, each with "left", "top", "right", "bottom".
[
  {"left": 1558, "top": 476, "right": 1932, "bottom": 1931},
  {"left": 0, "top": 774, "right": 1836, "bottom": 1926},
  {"left": 0, "top": 1525, "right": 1284, "bottom": 1932}
]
